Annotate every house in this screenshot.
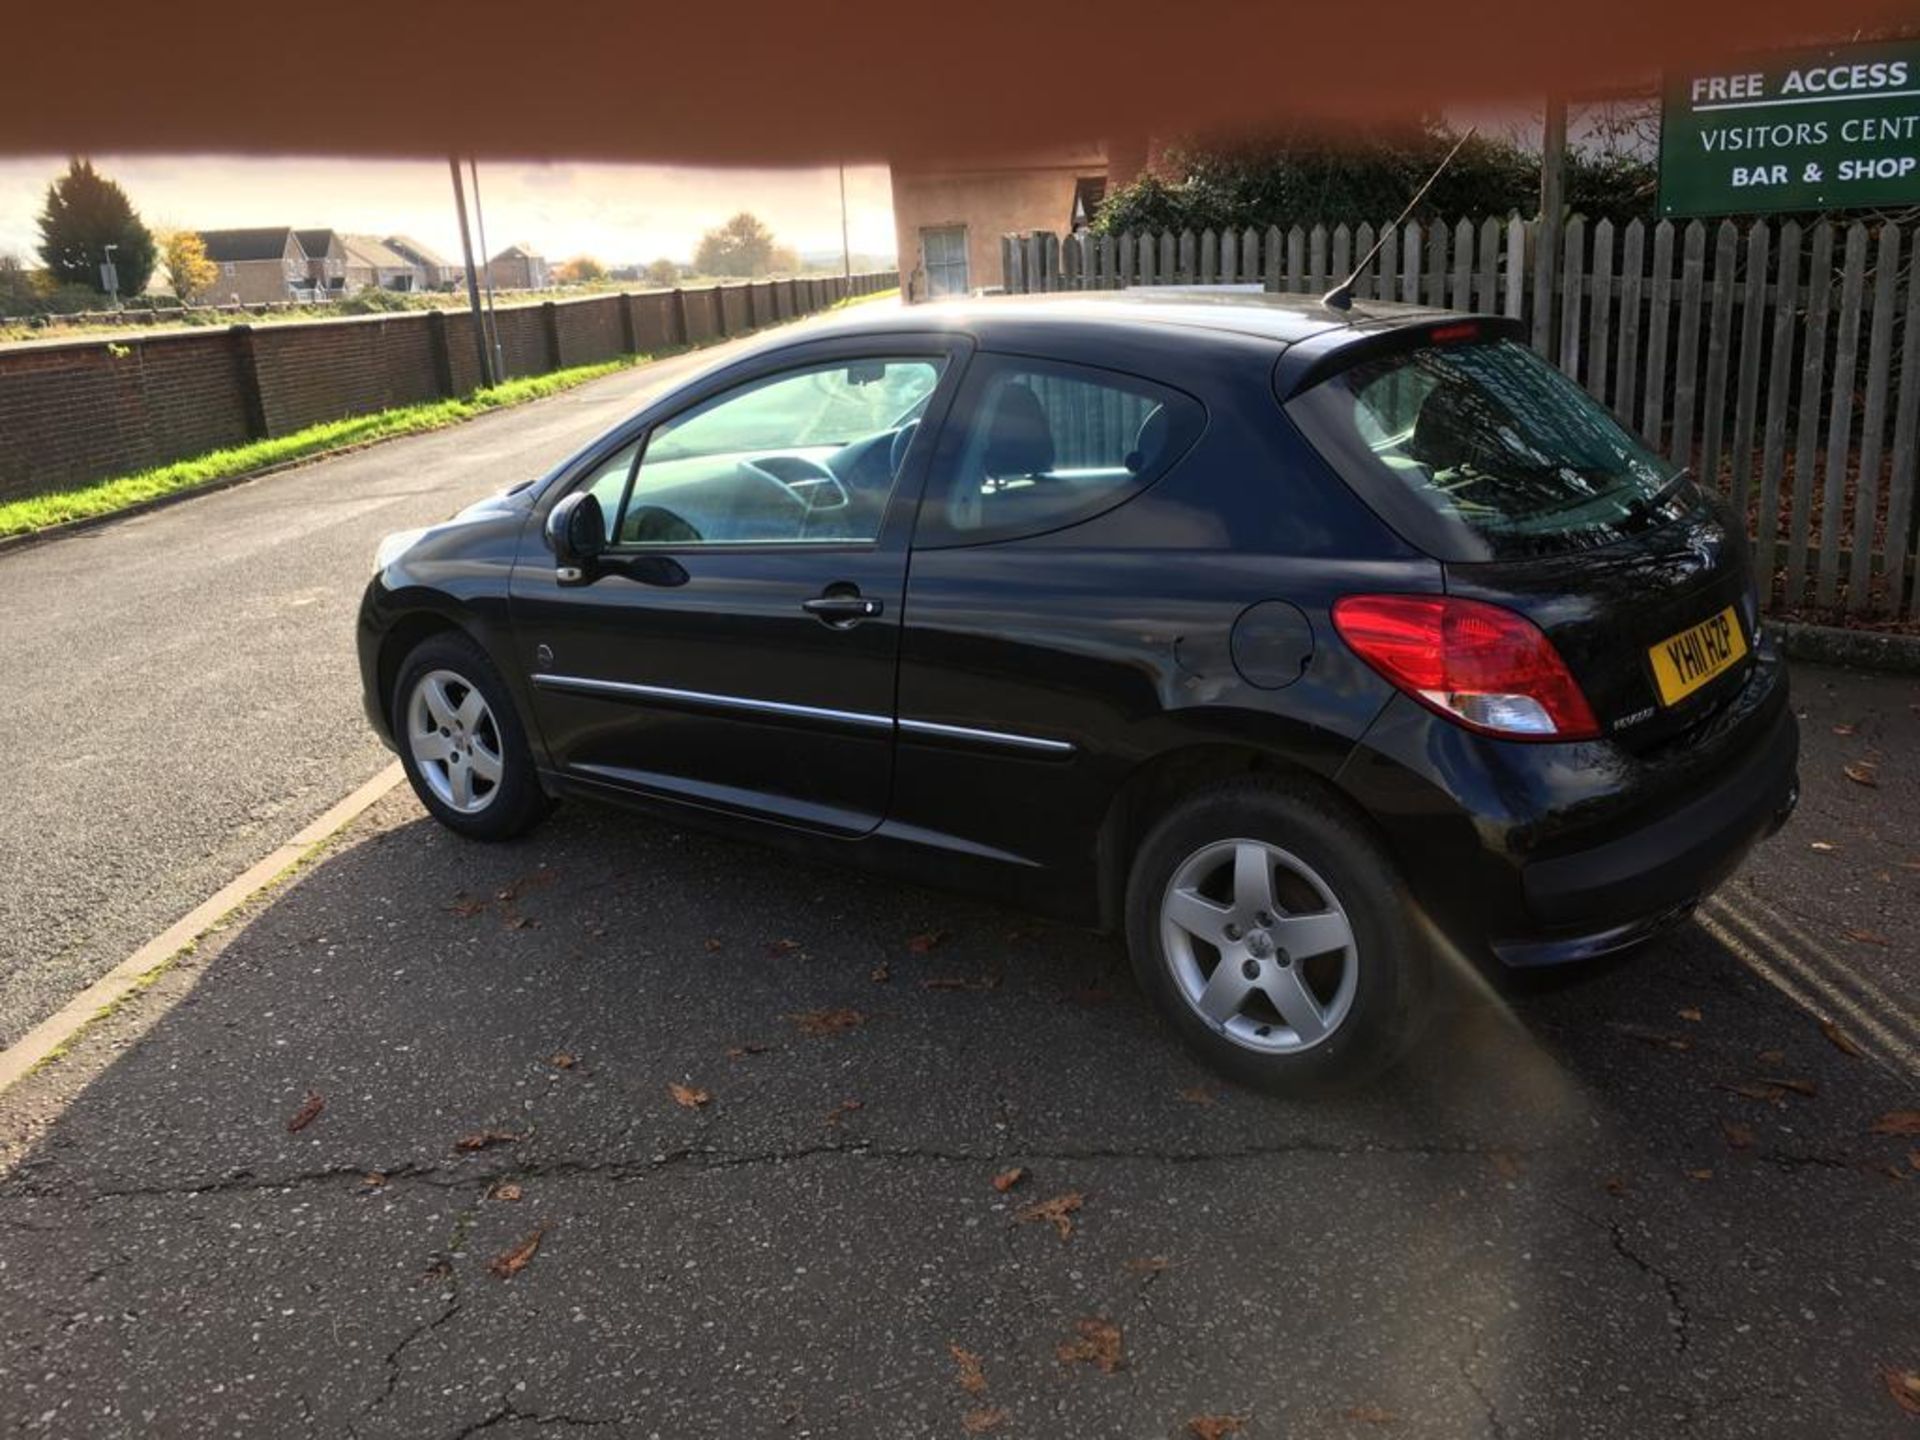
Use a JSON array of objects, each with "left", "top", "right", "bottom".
[
  {"left": 196, "top": 228, "right": 310, "bottom": 305},
  {"left": 383, "top": 235, "right": 461, "bottom": 290},
  {"left": 889, "top": 140, "right": 1160, "bottom": 301},
  {"left": 341, "top": 235, "right": 422, "bottom": 292},
  {"left": 294, "top": 229, "right": 348, "bottom": 298},
  {"left": 486, "top": 245, "right": 548, "bottom": 292}
]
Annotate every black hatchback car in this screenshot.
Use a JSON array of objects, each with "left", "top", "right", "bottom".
[{"left": 359, "top": 292, "right": 1799, "bottom": 1090}]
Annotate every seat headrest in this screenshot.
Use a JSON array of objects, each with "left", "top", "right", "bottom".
[
  {"left": 1125, "top": 404, "right": 1170, "bottom": 475},
  {"left": 981, "top": 383, "right": 1054, "bottom": 478}
]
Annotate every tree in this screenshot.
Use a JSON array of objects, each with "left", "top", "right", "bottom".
[
  {"left": 644, "top": 257, "right": 681, "bottom": 288},
  {"left": 36, "top": 158, "right": 156, "bottom": 296},
  {"left": 1092, "top": 123, "right": 1657, "bottom": 234},
  {"left": 554, "top": 254, "right": 606, "bottom": 285},
  {"left": 693, "top": 212, "right": 777, "bottom": 277},
  {"left": 161, "top": 230, "right": 216, "bottom": 302}
]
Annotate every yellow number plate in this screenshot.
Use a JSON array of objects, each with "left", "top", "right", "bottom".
[{"left": 1649, "top": 605, "right": 1748, "bottom": 706}]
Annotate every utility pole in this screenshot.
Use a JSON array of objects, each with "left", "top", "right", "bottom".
[
  {"left": 838, "top": 164, "right": 852, "bottom": 280},
  {"left": 1533, "top": 94, "right": 1568, "bottom": 358},
  {"left": 449, "top": 157, "right": 494, "bottom": 388},
  {"left": 469, "top": 157, "right": 505, "bottom": 382}
]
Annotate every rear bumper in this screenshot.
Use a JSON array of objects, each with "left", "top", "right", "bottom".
[{"left": 1337, "top": 648, "right": 1798, "bottom": 968}]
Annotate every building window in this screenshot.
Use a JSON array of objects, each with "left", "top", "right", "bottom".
[
  {"left": 922, "top": 227, "right": 969, "bottom": 298},
  {"left": 1069, "top": 177, "right": 1107, "bottom": 231}
]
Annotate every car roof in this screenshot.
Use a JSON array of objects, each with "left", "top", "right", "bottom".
[{"left": 804, "top": 288, "right": 1480, "bottom": 352}]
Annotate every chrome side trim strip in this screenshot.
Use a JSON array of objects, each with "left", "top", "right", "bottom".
[
  {"left": 530, "top": 673, "right": 1074, "bottom": 755},
  {"left": 530, "top": 673, "right": 892, "bottom": 731},
  {"left": 897, "top": 717, "right": 1076, "bottom": 756}
]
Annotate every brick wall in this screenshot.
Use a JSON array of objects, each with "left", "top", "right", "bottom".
[{"left": 0, "top": 272, "right": 896, "bottom": 503}]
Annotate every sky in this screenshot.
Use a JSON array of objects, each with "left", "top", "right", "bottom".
[{"left": 0, "top": 156, "right": 898, "bottom": 267}]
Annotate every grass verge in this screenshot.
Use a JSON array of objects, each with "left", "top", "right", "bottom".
[{"left": 0, "top": 355, "right": 641, "bottom": 539}]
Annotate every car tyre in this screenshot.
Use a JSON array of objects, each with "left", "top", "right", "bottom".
[
  {"left": 1124, "top": 778, "right": 1426, "bottom": 1093},
  {"left": 392, "top": 632, "right": 550, "bottom": 841}
]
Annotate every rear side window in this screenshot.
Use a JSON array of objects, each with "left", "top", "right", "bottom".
[
  {"left": 1287, "top": 338, "right": 1691, "bottom": 561},
  {"left": 916, "top": 357, "right": 1202, "bottom": 546}
]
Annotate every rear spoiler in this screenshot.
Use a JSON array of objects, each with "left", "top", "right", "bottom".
[{"left": 1274, "top": 313, "right": 1529, "bottom": 401}]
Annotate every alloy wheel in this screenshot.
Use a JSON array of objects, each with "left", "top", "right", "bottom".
[
  {"left": 406, "top": 668, "right": 504, "bottom": 815},
  {"left": 1159, "top": 837, "right": 1358, "bottom": 1054}
]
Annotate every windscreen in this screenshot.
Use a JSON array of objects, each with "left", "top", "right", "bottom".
[{"left": 1287, "top": 337, "right": 1693, "bottom": 560}]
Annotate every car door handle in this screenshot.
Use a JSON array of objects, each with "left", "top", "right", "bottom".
[{"left": 802, "top": 592, "right": 883, "bottom": 625}]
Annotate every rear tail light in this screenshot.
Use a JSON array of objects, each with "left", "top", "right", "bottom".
[{"left": 1332, "top": 594, "right": 1600, "bottom": 741}]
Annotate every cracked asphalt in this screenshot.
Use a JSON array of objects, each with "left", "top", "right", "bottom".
[{"left": 0, "top": 662, "right": 1916, "bottom": 1438}]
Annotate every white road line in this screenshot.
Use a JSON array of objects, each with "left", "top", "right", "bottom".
[{"left": 0, "top": 761, "right": 407, "bottom": 1095}]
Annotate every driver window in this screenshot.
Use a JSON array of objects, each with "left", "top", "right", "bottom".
[{"left": 613, "top": 356, "right": 944, "bottom": 546}]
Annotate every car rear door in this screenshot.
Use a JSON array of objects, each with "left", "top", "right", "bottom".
[{"left": 508, "top": 335, "right": 969, "bottom": 835}]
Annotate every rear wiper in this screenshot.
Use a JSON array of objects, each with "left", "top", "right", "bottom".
[{"left": 1623, "top": 467, "right": 1693, "bottom": 525}]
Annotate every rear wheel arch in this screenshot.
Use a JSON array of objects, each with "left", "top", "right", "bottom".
[{"left": 1095, "top": 742, "right": 1382, "bottom": 931}]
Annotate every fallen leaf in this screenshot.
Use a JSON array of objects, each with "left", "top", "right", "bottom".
[
  {"left": 962, "top": 1408, "right": 1010, "bottom": 1434},
  {"left": 825, "top": 1098, "right": 864, "bottom": 1126},
  {"left": 704, "top": 937, "right": 723, "bottom": 953},
  {"left": 549, "top": 1052, "right": 577, "bottom": 1070},
  {"left": 1345, "top": 1405, "right": 1399, "bottom": 1425},
  {"left": 1017, "top": 1191, "right": 1085, "bottom": 1240},
  {"left": 1677, "top": 1007, "right": 1703, "bottom": 1023},
  {"left": 1757, "top": 1048, "right": 1787, "bottom": 1066},
  {"left": 1126, "top": 1255, "right": 1171, "bottom": 1274},
  {"left": 1490, "top": 1151, "right": 1524, "bottom": 1181},
  {"left": 907, "top": 930, "right": 946, "bottom": 954},
  {"left": 1910, "top": 1150, "right": 1920, "bottom": 1172},
  {"left": 447, "top": 895, "right": 489, "bottom": 918},
  {"left": 767, "top": 937, "right": 800, "bottom": 957},
  {"left": 1843, "top": 761, "right": 1879, "bottom": 788},
  {"left": 669, "top": 1083, "right": 711, "bottom": 1109},
  {"left": 455, "top": 1128, "right": 524, "bottom": 1152},
  {"left": 488, "top": 1225, "right": 547, "bottom": 1280},
  {"left": 1820, "top": 1021, "right": 1863, "bottom": 1059},
  {"left": 870, "top": 963, "right": 890, "bottom": 983},
  {"left": 787, "top": 1007, "right": 866, "bottom": 1037},
  {"left": 1868, "top": 1110, "right": 1920, "bottom": 1137},
  {"left": 1602, "top": 1176, "right": 1629, "bottom": 1197},
  {"left": 1843, "top": 928, "right": 1890, "bottom": 947},
  {"left": 1177, "top": 1086, "right": 1217, "bottom": 1105},
  {"left": 1884, "top": 1368, "right": 1920, "bottom": 1417},
  {"left": 1056, "top": 1317, "right": 1124, "bottom": 1372},
  {"left": 1721, "top": 1120, "right": 1755, "bottom": 1150},
  {"left": 991, "top": 1167, "right": 1026, "bottom": 1193},
  {"left": 1831, "top": 722, "right": 1857, "bottom": 736},
  {"left": 360, "top": 1171, "right": 387, "bottom": 1190},
  {"left": 921, "top": 974, "right": 1000, "bottom": 992},
  {"left": 504, "top": 914, "right": 537, "bottom": 931},
  {"left": 1809, "top": 840, "right": 1838, "bottom": 852},
  {"left": 1686, "top": 1167, "right": 1715, "bottom": 1181},
  {"left": 725, "top": 1041, "right": 771, "bottom": 1059},
  {"left": 491, "top": 1180, "right": 524, "bottom": 1202},
  {"left": 1771, "top": 1077, "right": 1819, "bottom": 1097},
  {"left": 1187, "top": 1416, "right": 1248, "bottom": 1439},
  {"left": 949, "top": 1343, "right": 988, "bottom": 1395},
  {"left": 286, "top": 1091, "right": 325, "bottom": 1134},
  {"left": 1609, "top": 1021, "right": 1691, "bottom": 1052}
]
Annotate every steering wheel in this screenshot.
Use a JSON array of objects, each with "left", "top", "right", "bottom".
[{"left": 744, "top": 455, "right": 850, "bottom": 513}]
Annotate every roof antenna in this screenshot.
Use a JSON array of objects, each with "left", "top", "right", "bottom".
[{"left": 1321, "top": 126, "right": 1477, "bottom": 312}]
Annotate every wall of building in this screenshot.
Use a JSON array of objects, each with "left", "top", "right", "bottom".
[
  {"left": 891, "top": 148, "right": 1105, "bottom": 301},
  {"left": 0, "top": 272, "right": 897, "bottom": 502}
]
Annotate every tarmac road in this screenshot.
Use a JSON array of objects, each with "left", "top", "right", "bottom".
[{"left": 0, "top": 331, "right": 779, "bottom": 1048}]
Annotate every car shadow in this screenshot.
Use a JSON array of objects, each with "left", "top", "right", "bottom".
[{"left": 2, "top": 794, "right": 1913, "bottom": 1439}]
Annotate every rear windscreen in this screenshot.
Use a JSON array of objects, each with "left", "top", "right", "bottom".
[{"left": 1286, "top": 338, "right": 1693, "bottom": 561}]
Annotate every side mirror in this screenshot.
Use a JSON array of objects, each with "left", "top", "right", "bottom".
[{"left": 544, "top": 492, "right": 606, "bottom": 581}]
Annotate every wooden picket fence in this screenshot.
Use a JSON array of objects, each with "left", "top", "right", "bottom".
[{"left": 1001, "top": 218, "right": 1920, "bottom": 623}]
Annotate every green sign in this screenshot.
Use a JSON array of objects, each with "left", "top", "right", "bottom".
[{"left": 1659, "top": 39, "right": 1920, "bottom": 216}]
